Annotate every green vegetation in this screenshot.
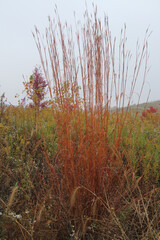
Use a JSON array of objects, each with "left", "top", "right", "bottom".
[{"left": 0, "top": 7, "right": 160, "bottom": 240}]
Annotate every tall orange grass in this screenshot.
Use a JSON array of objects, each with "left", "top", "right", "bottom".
[{"left": 32, "top": 6, "right": 153, "bottom": 238}]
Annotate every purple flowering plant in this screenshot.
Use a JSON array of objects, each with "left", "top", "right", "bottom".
[{"left": 23, "top": 66, "right": 48, "bottom": 109}]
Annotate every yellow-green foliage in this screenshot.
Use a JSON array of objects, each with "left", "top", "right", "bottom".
[
  {"left": 0, "top": 123, "right": 9, "bottom": 157},
  {"left": 0, "top": 122, "right": 8, "bottom": 138},
  {"left": 119, "top": 112, "right": 160, "bottom": 186}
]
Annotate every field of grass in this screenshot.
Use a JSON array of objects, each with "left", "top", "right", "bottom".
[
  {"left": 0, "top": 7, "right": 160, "bottom": 240},
  {"left": 0, "top": 104, "right": 160, "bottom": 240}
]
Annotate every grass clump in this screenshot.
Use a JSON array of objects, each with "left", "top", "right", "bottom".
[{"left": 0, "top": 6, "right": 160, "bottom": 240}]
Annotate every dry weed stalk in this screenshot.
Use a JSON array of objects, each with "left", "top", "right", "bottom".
[{"left": 7, "top": 186, "right": 18, "bottom": 210}]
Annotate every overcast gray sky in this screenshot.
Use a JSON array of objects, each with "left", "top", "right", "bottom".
[{"left": 0, "top": 0, "right": 160, "bottom": 105}]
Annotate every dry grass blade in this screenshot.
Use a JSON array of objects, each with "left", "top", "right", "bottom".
[
  {"left": 37, "top": 204, "right": 45, "bottom": 223},
  {"left": 0, "top": 197, "right": 7, "bottom": 207},
  {"left": 155, "top": 231, "right": 160, "bottom": 239},
  {"left": 104, "top": 195, "right": 130, "bottom": 240},
  {"left": 136, "top": 182, "right": 153, "bottom": 237},
  {"left": 92, "top": 197, "right": 101, "bottom": 217},
  {"left": 82, "top": 217, "right": 91, "bottom": 239},
  {"left": 70, "top": 186, "right": 81, "bottom": 208},
  {"left": 15, "top": 219, "right": 33, "bottom": 239},
  {"left": 7, "top": 186, "right": 18, "bottom": 210}
]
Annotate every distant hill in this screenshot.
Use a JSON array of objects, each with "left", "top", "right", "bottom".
[
  {"left": 111, "top": 100, "right": 160, "bottom": 113},
  {"left": 130, "top": 100, "right": 160, "bottom": 112}
]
